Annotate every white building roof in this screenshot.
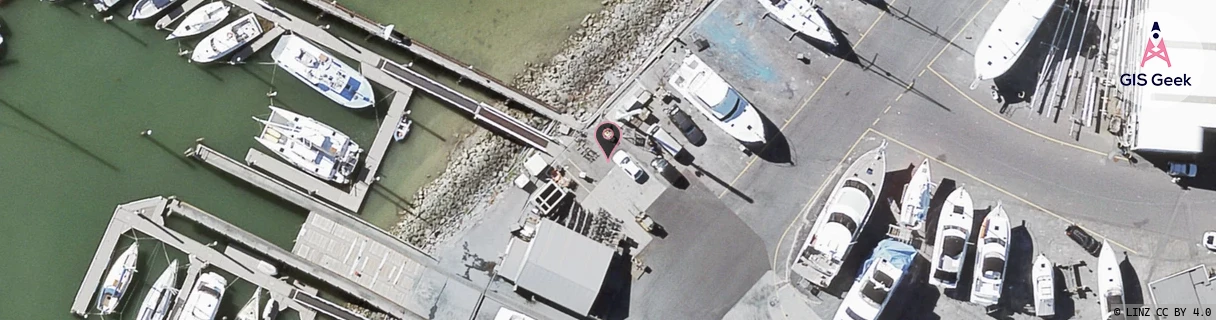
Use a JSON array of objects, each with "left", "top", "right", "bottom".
[{"left": 1131, "top": 0, "right": 1216, "bottom": 153}]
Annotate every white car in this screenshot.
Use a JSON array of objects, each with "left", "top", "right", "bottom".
[{"left": 612, "top": 150, "right": 646, "bottom": 182}]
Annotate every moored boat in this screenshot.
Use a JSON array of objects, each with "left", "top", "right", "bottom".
[
  {"left": 135, "top": 260, "right": 179, "bottom": 320},
  {"left": 970, "top": 202, "right": 1011, "bottom": 306},
  {"left": 928, "top": 187, "right": 974, "bottom": 289},
  {"left": 756, "top": 0, "right": 837, "bottom": 46},
  {"left": 668, "top": 52, "right": 767, "bottom": 145},
  {"left": 165, "top": 2, "right": 230, "bottom": 40},
  {"left": 96, "top": 243, "right": 139, "bottom": 315},
  {"left": 91, "top": 0, "right": 123, "bottom": 13},
  {"left": 180, "top": 272, "right": 226, "bottom": 320},
  {"left": 973, "top": 0, "right": 1057, "bottom": 80},
  {"left": 253, "top": 106, "right": 362, "bottom": 184},
  {"left": 1033, "top": 254, "right": 1055, "bottom": 317},
  {"left": 270, "top": 34, "right": 375, "bottom": 109},
  {"left": 129, "top": 0, "right": 178, "bottom": 21},
  {"left": 791, "top": 141, "right": 887, "bottom": 288},
  {"left": 263, "top": 295, "right": 281, "bottom": 320},
  {"left": 833, "top": 239, "right": 916, "bottom": 320},
  {"left": 235, "top": 287, "right": 261, "bottom": 320},
  {"left": 394, "top": 110, "right": 413, "bottom": 142},
  {"left": 899, "top": 158, "right": 932, "bottom": 230},
  {"left": 1099, "top": 241, "right": 1126, "bottom": 320},
  {"left": 190, "top": 13, "right": 268, "bottom": 63}
]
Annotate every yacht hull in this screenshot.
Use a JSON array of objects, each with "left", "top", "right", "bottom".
[
  {"left": 899, "top": 158, "right": 932, "bottom": 230},
  {"left": 129, "top": 0, "right": 178, "bottom": 20},
  {"left": 668, "top": 53, "right": 767, "bottom": 144},
  {"left": 928, "top": 187, "right": 973, "bottom": 289},
  {"left": 165, "top": 2, "right": 230, "bottom": 40},
  {"left": 973, "top": 0, "right": 1056, "bottom": 80},
  {"left": 96, "top": 243, "right": 139, "bottom": 315},
  {"left": 1033, "top": 254, "right": 1055, "bottom": 317},
  {"left": 756, "top": 0, "right": 837, "bottom": 46},
  {"left": 969, "top": 203, "right": 1010, "bottom": 306},
  {"left": 136, "top": 260, "right": 179, "bottom": 320},
  {"left": 1099, "top": 241, "right": 1125, "bottom": 320},
  {"left": 271, "top": 34, "right": 375, "bottom": 109},
  {"left": 190, "top": 14, "right": 265, "bottom": 63}
]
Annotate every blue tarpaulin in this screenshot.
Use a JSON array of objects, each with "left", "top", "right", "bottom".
[{"left": 855, "top": 239, "right": 916, "bottom": 282}]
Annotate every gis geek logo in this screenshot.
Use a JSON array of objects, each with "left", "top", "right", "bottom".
[{"left": 1121, "top": 22, "right": 1193, "bottom": 87}]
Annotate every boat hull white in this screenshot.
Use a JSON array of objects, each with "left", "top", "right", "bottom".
[
  {"left": 190, "top": 14, "right": 264, "bottom": 63},
  {"left": 899, "top": 158, "right": 932, "bottom": 230},
  {"left": 136, "top": 260, "right": 179, "bottom": 320},
  {"left": 928, "top": 187, "right": 973, "bottom": 289},
  {"left": 973, "top": 0, "right": 1057, "bottom": 80},
  {"left": 668, "top": 53, "right": 767, "bottom": 144},
  {"left": 271, "top": 34, "right": 376, "bottom": 109},
  {"left": 970, "top": 204, "right": 1010, "bottom": 306},
  {"left": 96, "top": 243, "right": 139, "bottom": 315},
  {"left": 1033, "top": 254, "right": 1055, "bottom": 317},
  {"left": 129, "top": 0, "right": 179, "bottom": 20},
  {"left": 757, "top": 0, "right": 837, "bottom": 46},
  {"left": 166, "top": 2, "right": 231, "bottom": 40},
  {"left": 180, "top": 272, "right": 226, "bottom": 320},
  {"left": 1099, "top": 241, "right": 1125, "bottom": 320}
]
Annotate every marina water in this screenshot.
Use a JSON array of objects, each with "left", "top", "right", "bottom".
[{"left": 0, "top": 0, "right": 597, "bottom": 318}]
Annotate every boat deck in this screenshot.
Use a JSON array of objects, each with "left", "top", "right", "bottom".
[{"left": 154, "top": 0, "right": 204, "bottom": 30}]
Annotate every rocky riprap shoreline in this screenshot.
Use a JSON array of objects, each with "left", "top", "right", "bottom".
[{"left": 391, "top": 0, "right": 701, "bottom": 253}]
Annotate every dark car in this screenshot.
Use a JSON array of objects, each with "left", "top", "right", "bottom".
[
  {"left": 1066, "top": 225, "right": 1103, "bottom": 256},
  {"left": 668, "top": 108, "right": 707, "bottom": 146}
]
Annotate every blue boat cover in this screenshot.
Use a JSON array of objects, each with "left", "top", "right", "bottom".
[
  {"left": 855, "top": 239, "right": 916, "bottom": 282},
  {"left": 339, "top": 77, "right": 361, "bottom": 100}
]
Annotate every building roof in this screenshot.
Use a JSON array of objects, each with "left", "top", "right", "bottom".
[
  {"left": 1148, "top": 265, "right": 1216, "bottom": 306},
  {"left": 501, "top": 221, "right": 614, "bottom": 315},
  {"left": 1131, "top": 0, "right": 1216, "bottom": 153}
]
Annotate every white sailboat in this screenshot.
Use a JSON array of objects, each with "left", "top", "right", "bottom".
[
  {"left": 270, "top": 34, "right": 376, "bottom": 109},
  {"left": 668, "top": 52, "right": 767, "bottom": 145},
  {"left": 899, "top": 158, "right": 932, "bottom": 231},
  {"left": 928, "top": 187, "right": 974, "bottom": 289},
  {"left": 165, "top": 2, "right": 231, "bottom": 40},
  {"left": 970, "top": 202, "right": 1010, "bottom": 306},
  {"left": 128, "top": 0, "right": 179, "bottom": 20},
  {"left": 136, "top": 260, "right": 179, "bottom": 320},
  {"left": 791, "top": 141, "right": 887, "bottom": 288},
  {"left": 180, "top": 272, "right": 226, "bottom": 320},
  {"left": 253, "top": 106, "right": 363, "bottom": 184},
  {"left": 96, "top": 243, "right": 139, "bottom": 315},
  {"left": 757, "top": 0, "right": 837, "bottom": 46},
  {"left": 973, "top": 0, "right": 1057, "bottom": 80},
  {"left": 1033, "top": 254, "right": 1055, "bottom": 317},
  {"left": 1099, "top": 241, "right": 1126, "bottom": 320},
  {"left": 190, "top": 14, "right": 267, "bottom": 63},
  {"left": 236, "top": 287, "right": 261, "bottom": 320}
]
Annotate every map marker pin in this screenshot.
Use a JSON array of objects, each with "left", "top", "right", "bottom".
[{"left": 594, "top": 121, "right": 622, "bottom": 162}]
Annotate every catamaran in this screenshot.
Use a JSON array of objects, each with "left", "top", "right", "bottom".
[
  {"left": 271, "top": 34, "right": 375, "bottom": 109},
  {"left": 899, "top": 158, "right": 932, "bottom": 230},
  {"left": 970, "top": 202, "right": 1010, "bottom": 306},
  {"left": 668, "top": 52, "right": 767, "bottom": 145},
  {"left": 973, "top": 0, "right": 1057, "bottom": 81},
  {"left": 791, "top": 141, "right": 887, "bottom": 289},
  {"left": 833, "top": 239, "right": 915, "bottom": 320},
  {"left": 254, "top": 106, "right": 362, "bottom": 184},
  {"left": 179, "top": 272, "right": 226, "bottom": 320},
  {"left": 135, "top": 260, "right": 179, "bottom": 320},
  {"left": 235, "top": 287, "right": 261, "bottom": 320},
  {"left": 91, "top": 0, "right": 124, "bottom": 13},
  {"left": 96, "top": 243, "right": 139, "bottom": 315},
  {"left": 128, "top": 0, "right": 178, "bottom": 20},
  {"left": 756, "top": 0, "right": 837, "bottom": 46},
  {"left": 165, "top": 2, "right": 231, "bottom": 40},
  {"left": 1033, "top": 254, "right": 1056, "bottom": 318},
  {"left": 928, "top": 187, "right": 974, "bottom": 289},
  {"left": 190, "top": 14, "right": 269, "bottom": 63},
  {"left": 1099, "top": 241, "right": 1126, "bottom": 320}
]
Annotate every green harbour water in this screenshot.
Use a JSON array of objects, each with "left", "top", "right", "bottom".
[{"left": 0, "top": 0, "right": 597, "bottom": 318}]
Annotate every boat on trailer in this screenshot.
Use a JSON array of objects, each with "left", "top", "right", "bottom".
[
  {"left": 165, "top": 2, "right": 230, "bottom": 40},
  {"left": 1099, "top": 241, "right": 1126, "bottom": 320},
  {"left": 899, "top": 158, "right": 932, "bottom": 231},
  {"left": 833, "top": 239, "right": 916, "bottom": 320},
  {"left": 928, "top": 187, "right": 974, "bottom": 289},
  {"left": 668, "top": 52, "right": 768, "bottom": 145},
  {"left": 96, "top": 243, "right": 139, "bottom": 315},
  {"left": 973, "top": 0, "right": 1057, "bottom": 81},
  {"left": 135, "top": 260, "right": 179, "bottom": 320},
  {"left": 970, "top": 202, "right": 1010, "bottom": 306},
  {"left": 756, "top": 0, "right": 837, "bottom": 46},
  {"left": 190, "top": 13, "right": 270, "bottom": 63},
  {"left": 1033, "top": 254, "right": 1055, "bottom": 317},
  {"left": 129, "top": 0, "right": 179, "bottom": 21},
  {"left": 270, "top": 34, "right": 375, "bottom": 109},
  {"left": 791, "top": 141, "right": 887, "bottom": 289},
  {"left": 253, "top": 106, "right": 363, "bottom": 185}
]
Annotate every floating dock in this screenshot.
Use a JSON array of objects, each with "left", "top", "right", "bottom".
[
  {"left": 69, "top": 197, "right": 390, "bottom": 319},
  {"left": 293, "top": 0, "right": 579, "bottom": 128}
]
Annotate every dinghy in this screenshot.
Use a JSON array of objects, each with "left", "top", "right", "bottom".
[
  {"left": 928, "top": 187, "right": 974, "bottom": 289},
  {"left": 1033, "top": 254, "right": 1055, "bottom": 317},
  {"left": 791, "top": 141, "right": 887, "bottom": 289},
  {"left": 394, "top": 111, "right": 413, "bottom": 142},
  {"left": 970, "top": 202, "right": 1010, "bottom": 306},
  {"left": 129, "top": 0, "right": 179, "bottom": 21},
  {"left": 165, "top": 2, "right": 230, "bottom": 40},
  {"left": 96, "top": 243, "right": 139, "bottom": 315},
  {"left": 1099, "top": 241, "right": 1126, "bottom": 320},
  {"left": 135, "top": 260, "right": 179, "bottom": 320},
  {"left": 899, "top": 158, "right": 932, "bottom": 231},
  {"left": 191, "top": 14, "right": 268, "bottom": 63}
]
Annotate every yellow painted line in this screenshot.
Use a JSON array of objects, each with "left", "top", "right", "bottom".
[
  {"left": 872, "top": 118, "right": 881, "bottom": 126},
  {"left": 719, "top": 156, "right": 760, "bottom": 198},
  {"left": 772, "top": 128, "right": 873, "bottom": 269},
  {"left": 926, "top": 67, "right": 1108, "bottom": 157},
  {"left": 867, "top": 128, "right": 1141, "bottom": 255}
]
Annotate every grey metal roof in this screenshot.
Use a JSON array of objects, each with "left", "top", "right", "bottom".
[
  {"left": 514, "top": 221, "right": 614, "bottom": 314},
  {"left": 1149, "top": 265, "right": 1216, "bottom": 306}
]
